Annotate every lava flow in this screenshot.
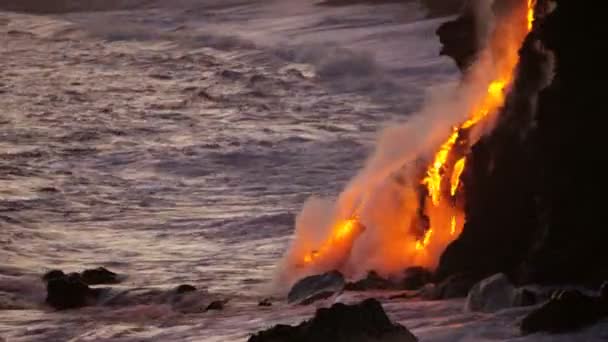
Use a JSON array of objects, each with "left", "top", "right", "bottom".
[{"left": 292, "top": 0, "right": 536, "bottom": 277}]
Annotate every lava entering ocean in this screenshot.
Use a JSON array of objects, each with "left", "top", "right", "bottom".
[{"left": 279, "top": 0, "right": 537, "bottom": 285}]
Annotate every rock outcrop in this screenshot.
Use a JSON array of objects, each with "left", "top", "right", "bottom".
[
  {"left": 521, "top": 289, "right": 608, "bottom": 334},
  {"left": 436, "top": 0, "right": 607, "bottom": 288},
  {"left": 287, "top": 271, "right": 345, "bottom": 305},
  {"left": 248, "top": 298, "right": 418, "bottom": 342},
  {"left": 46, "top": 273, "right": 101, "bottom": 310}
]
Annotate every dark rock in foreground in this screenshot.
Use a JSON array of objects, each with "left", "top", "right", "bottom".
[
  {"left": 521, "top": 290, "right": 608, "bottom": 334},
  {"left": 46, "top": 273, "right": 101, "bottom": 310},
  {"left": 287, "top": 271, "right": 345, "bottom": 305},
  {"left": 248, "top": 298, "right": 418, "bottom": 342},
  {"left": 81, "top": 267, "right": 120, "bottom": 285}
]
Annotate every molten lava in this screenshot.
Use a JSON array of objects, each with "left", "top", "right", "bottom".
[
  {"left": 450, "top": 157, "right": 466, "bottom": 197},
  {"left": 289, "top": 0, "right": 537, "bottom": 275}
]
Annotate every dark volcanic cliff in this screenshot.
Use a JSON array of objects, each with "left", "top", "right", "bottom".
[{"left": 436, "top": 0, "right": 606, "bottom": 287}]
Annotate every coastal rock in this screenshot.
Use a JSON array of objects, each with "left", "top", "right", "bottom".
[
  {"left": 401, "top": 266, "right": 433, "bottom": 290},
  {"left": 175, "top": 284, "right": 197, "bottom": 294},
  {"left": 435, "top": 6, "right": 477, "bottom": 71},
  {"left": 465, "top": 273, "right": 516, "bottom": 312},
  {"left": 46, "top": 273, "right": 100, "bottom": 310},
  {"left": 248, "top": 298, "right": 418, "bottom": 342},
  {"left": 258, "top": 298, "right": 272, "bottom": 307},
  {"left": 287, "top": 271, "right": 344, "bottom": 305},
  {"left": 344, "top": 271, "right": 393, "bottom": 291},
  {"left": 205, "top": 300, "right": 227, "bottom": 311},
  {"left": 433, "top": 273, "right": 477, "bottom": 299},
  {"left": 42, "top": 270, "right": 66, "bottom": 282},
  {"left": 521, "top": 290, "right": 608, "bottom": 334},
  {"left": 81, "top": 267, "right": 120, "bottom": 285},
  {"left": 600, "top": 281, "right": 608, "bottom": 300}
]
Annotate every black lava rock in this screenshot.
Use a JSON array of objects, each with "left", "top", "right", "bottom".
[
  {"left": 402, "top": 266, "right": 433, "bottom": 290},
  {"left": 287, "top": 271, "right": 344, "bottom": 305},
  {"left": 248, "top": 298, "right": 417, "bottom": 342},
  {"left": 521, "top": 290, "right": 608, "bottom": 334},
  {"left": 80, "top": 267, "right": 120, "bottom": 285},
  {"left": 46, "top": 273, "right": 99, "bottom": 310},
  {"left": 345, "top": 271, "right": 394, "bottom": 291},
  {"left": 258, "top": 298, "right": 272, "bottom": 307},
  {"left": 175, "top": 284, "right": 197, "bottom": 294},
  {"left": 42, "top": 270, "right": 66, "bottom": 282},
  {"left": 205, "top": 300, "right": 226, "bottom": 312}
]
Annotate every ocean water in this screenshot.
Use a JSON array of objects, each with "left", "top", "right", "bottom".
[{"left": 1, "top": 1, "right": 606, "bottom": 341}]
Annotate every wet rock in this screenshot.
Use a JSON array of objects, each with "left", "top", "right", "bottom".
[
  {"left": 401, "top": 266, "right": 433, "bottom": 290},
  {"left": 513, "top": 288, "right": 538, "bottom": 307},
  {"left": 298, "top": 291, "right": 336, "bottom": 306},
  {"left": 600, "top": 281, "right": 608, "bottom": 300},
  {"left": 258, "top": 298, "right": 272, "bottom": 307},
  {"left": 433, "top": 273, "right": 477, "bottom": 299},
  {"left": 175, "top": 284, "right": 197, "bottom": 294},
  {"left": 287, "top": 271, "right": 344, "bottom": 305},
  {"left": 248, "top": 298, "right": 418, "bottom": 342},
  {"left": 521, "top": 290, "right": 608, "bottom": 334},
  {"left": 42, "top": 270, "right": 65, "bottom": 282},
  {"left": 465, "top": 273, "right": 516, "bottom": 312},
  {"left": 80, "top": 267, "right": 120, "bottom": 285},
  {"left": 344, "top": 271, "right": 393, "bottom": 291},
  {"left": 436, "top": 6, "right": 477, "bottom": 71},
  {"left": 205, "top": 300, "right": 226, "bottom": 312},
  {"left": 46, "top": 273, "right": 99, "bottom": 310}
]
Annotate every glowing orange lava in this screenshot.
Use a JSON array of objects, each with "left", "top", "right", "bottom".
[
  {"left": 527, "top": 0, "right": 536, "bottom": 31},
  {"left": 302, "top": 218, "right": 359, "bottom": 265},
  {"left": 450, "top": 216, "right": 457, "bottom": 235},
  {"left": 422, "top": 129, "right": 460, "bottom": 206},
  {"left": 450, "top": 157, "right": 467, "bottom": 196},
  {"left": 415, "top": 228, "right": 433, "bottom": 250},
  {"left": 295, "top": 0, "right": 537, "bottom": 269}
]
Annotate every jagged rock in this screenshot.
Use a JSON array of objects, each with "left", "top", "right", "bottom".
[
  {"left": 401, "top": 266, "right": 433, "bottom": 290},
  {"left": 81, "top": 267, "right": 120, "bottom": 285},
  {"left": 436, "top": 0, "right": 608, "bottom": 287},
  {"left": 521, "top": 290, "right": 608, "bottom": 334},
  {"left": 175, "top": 284, "right": 197, "bottom": 294},
  {"left": 345, "top": 271, "right": 394, "bottom": 291},
  {"left": 465, "top": 273, "right": 516, "bottom": 312},
  {"left": 205, "top": 300, "right": 226, "bottom": 311},
  {"left": 287, "top": 271, "right": 344, "bottom": 305},
  {"left": 435, "top": 5, "right": 477, "bottom": 71},
  {"left": 42, "top": 270, "right": 65, "bottom": 282},
  {"left": 433, "top": 273, "right": 477, "bottom": 299},
  {"left": 258, "top": 298, "right": 272, "bottom": 307},
  {"left": 248, "top": 298, "right": 418, "bottom": 342},
  {"left": 46, "top": 273, "right": 100, "bottom": 310},
  {"left": 600, "top": 282, "right": 608, "bottom": 300},
  {"left": 513, "top": 288, "right": 538, "bottom": 307}
]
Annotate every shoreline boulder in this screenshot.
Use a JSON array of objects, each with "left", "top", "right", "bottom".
[
  {"left": 248, "top": 298, "right": 418, "bottom": 342},
  {"left": 287, "top": 271, "right": 345, "bottom": 305},
  {"left": 521, "top": 289, "right": 608, "bottom": 334},
  {"left": 46, "top": 273, "right": 101, "bottom": 310}
]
